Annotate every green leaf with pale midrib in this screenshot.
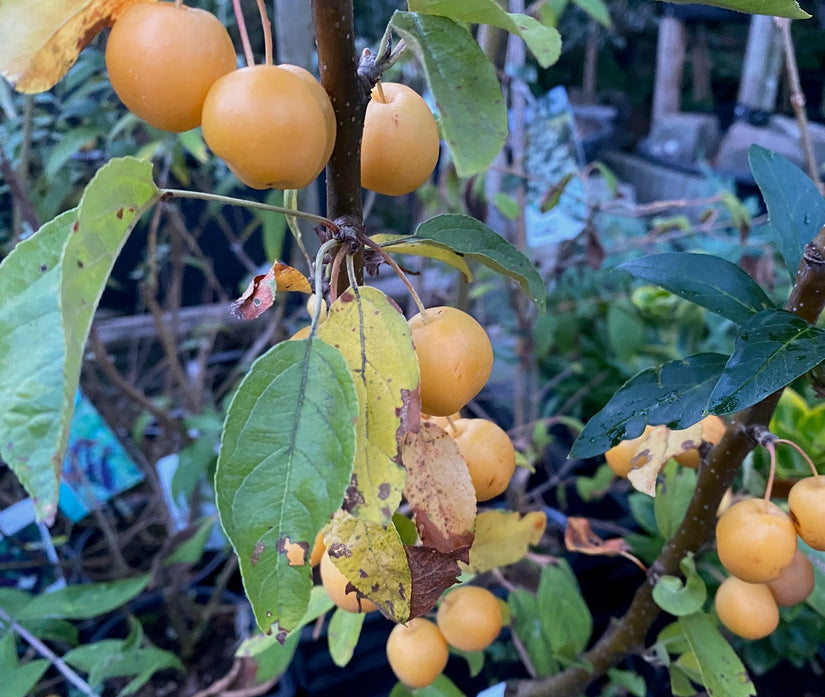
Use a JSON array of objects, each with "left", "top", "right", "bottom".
[
  {"left": 408, "top": 0, "right": 561, "bottom": 68},
  {"left": 408, "top": 214, "right": 547, "bottom": 310},
  {"left": 571, "top": 353, "right": 729, "bottom": 459},
  {"left": 664, "top": 0, "right": 807, "bottom": 19},
  {"left": 708, "top": 309, "right": 825, "bottom": 414},
  {"left": 216, "top": 338, "right": 358, "bottom": 634},
  {"left": 389, "top": 11, "right": 507, "bottom": 178},
  {"left": 619, "top": 252, "right": 775, "bottom": 325}
]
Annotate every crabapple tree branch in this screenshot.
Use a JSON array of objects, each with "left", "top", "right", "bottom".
[{"left": 508, "top": 227, "right": 825, "bottom": 697}]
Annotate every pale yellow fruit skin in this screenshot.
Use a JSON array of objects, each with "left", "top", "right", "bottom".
[
  {"left": 715, "top": 498, "right": 797, "bottom": 583},
  {"left": 674, "top": 415, "right": 726, "bottom": 469},
  {"left": 361, "top": 82, "right": 440, "bottom": 196},
  {"left": 386, "top": 618, "right": 449, "bottom": 688},
  {"left": 320, "top": 550, "right": 377, "bottom": 613},
  {"left": 202, "top": 65, "right": 329, "bottom": 190},
  {"left": 767, "top": 549, "right": 815, "bottom": 607},
  {"left": 452, "top": 418, "right": 516, "bottom": 501},
  {"left": 105, "top": 2, "right": 237, "bottom": 132},
  {"left": 789, "top": 476, "right": 825, "bottom": 550},
  {"left": 604, "top": 426, "right": 653, "bottom": 478},
  {"left": 408, "top": 307, "right": 493, "bottom": 417},
  {"left": 715, "top": 576, "right": 779, "bottom": 640},
  {"left": 436, "top": 585, "right": 502, "bottom": 652}
]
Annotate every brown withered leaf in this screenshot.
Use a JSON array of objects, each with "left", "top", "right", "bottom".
[
  {"left": 231, "top": 261, "right": 311, "bottom": 320},
  {"left": 565, "top": 517, "right": 645, "bottom": 571},
  {"left": 405, "top": 544, "right": 469, "bottom": 619},
  {"left": 0, "top": 0, "right": 146, "bottom": 94},
  {"left": 401, "top": 423, "right": 476, "bottom": 554}
]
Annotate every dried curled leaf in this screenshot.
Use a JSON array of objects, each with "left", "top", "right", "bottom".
[
  {"left": 0, "top": 0, "right": 147, "bottom": 93},
  {"left": 626, "top": 422, "right": 703, "bottom": 496},
  {"left": 565, "top": 517, "right": 645, "bottom": 572},
  {"left": 231, "top": 260, "right": 311, "bottom": 320}
]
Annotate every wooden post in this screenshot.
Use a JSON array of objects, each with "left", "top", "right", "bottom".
[
  {"left": 651, "top": 15, "right": 686, "bottom": 124},
  {"left": 736, "top": 15, "right": 783, "bottom": 117}
]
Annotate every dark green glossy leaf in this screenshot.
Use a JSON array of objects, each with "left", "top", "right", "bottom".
[
  {"left": 411, "top": 214, "right": 546, "bottom": 309},
  {"left": 408, "top": 0, "right": 561, "bottom": 68},
  {"left": 678, "top": 613, "right": 756, "bottom": 697},
  {"left": 390, "top": 11, "right": 507, "bottom": 177},
  {"left": 708, "top": 309, "right": 825, "bottom": 415},
  {"left": 216, "top": 339, "right": 358, "bottom": 634},
  {"left": 749, "top": 145, "right": 825, "bottom": 277},
  {"left": 571, "top": 354, "right": 729, "bottom": 458},
  {"left": 619, "top": 253, "right": 774, "bottom": 325},
  {"left": 665, "top": 0, "right": 807, "bottom": 18}
]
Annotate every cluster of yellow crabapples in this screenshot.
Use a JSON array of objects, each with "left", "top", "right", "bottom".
[
  {"left": 287, "top": 304, "right": 516, "bottom": 688},
  {"left": 606, "top": 415, "right": 825, "bottom": 641},
  {"left": 104, "top": 2, "right": 440, "bottom": 195}
]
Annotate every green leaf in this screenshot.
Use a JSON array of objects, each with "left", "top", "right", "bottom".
[
  {"left": 571, "top": 354, "right": 729, "bottom": 458},
  {"left": 619, "top": 253, "right": 774, "bottom": 325},
  {"left": 389, "top": 11, "right": 507, "bottom": 177},
  {"left": 237, "top": 585, "right": 334, "bottom": 682},
  {"left": 0, "top": 633, "right": 49, "bottom": 697},
  {"left": 654, "top": 461, "right": 698, "bottom": 540},
  {"left": 327, "top": 607, "right": 365, "bottom": 667},
  {"left": 164, "top": 517, "right": 217, "bottom": 567},
  {"left": 408, "top": 0, "right": 562, "bottom": 68},
  {"left": 0, "top": 209, "right": 75, "bottom": 522},
  {"left": 0, "top": 157, "right": 159, "bottom": 522},
  {"left": 408, "top": 674, "right": 468, "bottom": 697},
  {"left": 410, "top": 214, "right": 546, "bottom": 310},
  {"left": 216, "top": 338, "right": 358, "bottom": 634},
  {"left": 570, "top": 0, "right": 611, "bottom": 26},
  {"left": 508, "top": 589, "right": 558, "bottom": 677},
  {"left": 652, "top": 553, "right": 707, "bottom": 617},
  {"left": 665, "top": 0, "right": 808, "bottom": 18},
  {"left": 373, "top": 233, "right": 473, "bottom": 281},
  {"left": 45, "top": 126, "right": 100, "bottom": 178},
  {"left": 708, "top": 309, "right": 825, "bottom": 415},
  {"left": 493, "top": 192, "right": 520, "bottom": 220},
  {"left": 17, "top": 575, "right": 150, "bottom": 621},
  {"left": 537, "top": 560, "right": 592, "bottom": 661},
  {"left": 678, "top": 613, "right": 756, "bottom": 697},
  {"left": 749, "top": 145, "right": 825, "bottom": 277},
  {"left": 607, "top": 668, "right": 646, "bottom": 697}
]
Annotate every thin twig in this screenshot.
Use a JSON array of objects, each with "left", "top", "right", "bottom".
[
  {"left": 0, "top": 604, "right": 102, "bottom": 697},
  {"left": 232, "top": 0, "right": 255, "bottom": 67}
]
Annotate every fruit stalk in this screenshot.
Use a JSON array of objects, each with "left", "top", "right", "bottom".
[
  {"left": 507, "top": 231, "right": 825, "bottom": 696},
  {"left": 311, "top": 0, "right": 369, "bottom": 294}
]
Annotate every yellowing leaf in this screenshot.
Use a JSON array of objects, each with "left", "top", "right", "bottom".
[
  {"left": 371, "top": 233, "right": 473, "bottom": 282},
  {"left": 463, "top": 510, "right": 546, "bottom": 573},
  {"left": 0, "top": 0, "right": 147, "bottom": 93},
  {"left": 231, "top": 260, "right": 311, "bottom": 320},
  {"left": 402, "top": 422, "right": 476, "bottom": 554},
  {"left": 317, "top": 286, "right": 420, "bottom": 525},
  {"left": 325, "top": 510, "right": 411, "bottom": 623},
  {"left": 627, "top": 423, "right": 703, "bottom": 496}
]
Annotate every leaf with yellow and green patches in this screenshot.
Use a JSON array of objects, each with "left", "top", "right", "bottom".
[
  {"left": 0, "top": 0, "right": 144, "bottom": 93},
  {"left": 402, "top": 422, "right": 476, "bottom": 554},
  {"left": 325, "top": 510, "right": 411, "bottom": 623},
  {"left": 371, "top": 234, "right": 473, "bottom": 282},
  {"left": 317, "top": 286, "right": 420, "bottom": 525}
]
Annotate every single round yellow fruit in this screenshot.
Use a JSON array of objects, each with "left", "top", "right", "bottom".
[
  {"left": 451, "top": 418, "right": 516, "bottom": 501},
  {"left": 715, "top": 576, "right": 779, "bottom": 640},
  {"left": 788, "top": 476, "right": 825, "bottom": 550},
  {"left": 386, "top": 618, "right": 449, "bottom": 688},
  {"left": 105, "top": 1, "right": 236, "bottom": 132},
  {"left": 604, "top": 426, "right": 654, "bottom": 478},
  {"left": 361, "top": 82, "right": 440, "bottom": 196},
  {"left": 202, "top": 64, "right": 333, "bottom": 189},
  {"left": 767, "top": 549, "right": 815, "bottom": 607},
  {"left": 408, "top": 307, "right": 493, "bottom": 417},
  {"left": 320, "top": 550, "right": 377, "bottom": 613},
  {"left": 436, "top": 585, "right": 502, "bottom": 652},
  {"left": 674, "top": 415, "right": 727, "bottom": 469},
  {"left": 715, "top": 498, "right": 797, "bottom": 583}
]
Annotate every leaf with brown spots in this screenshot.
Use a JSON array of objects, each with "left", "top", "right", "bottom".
[
  {"left": 626, "top": 422, "right": 703, "bottom": 496},
  {"left": 565, "top": 517, "right": 645, "bottom": 571},
  {"left": 231, "top": 260, "right": 311, "bottom": 320},
  {"left": 405, "top": 544, "right": 467, "bottom": 619},
  {"left": 402, "top": 422, "right": 476, "bottom": 553},
  {"left": 462, "top": 510, "right": 546, "bottom": 573},
  {"left": 325, "top": 510, "right": 410, "bottom": 623},
  {"left": 0, "top": 0, "right": 146, "bottom": 94}
]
